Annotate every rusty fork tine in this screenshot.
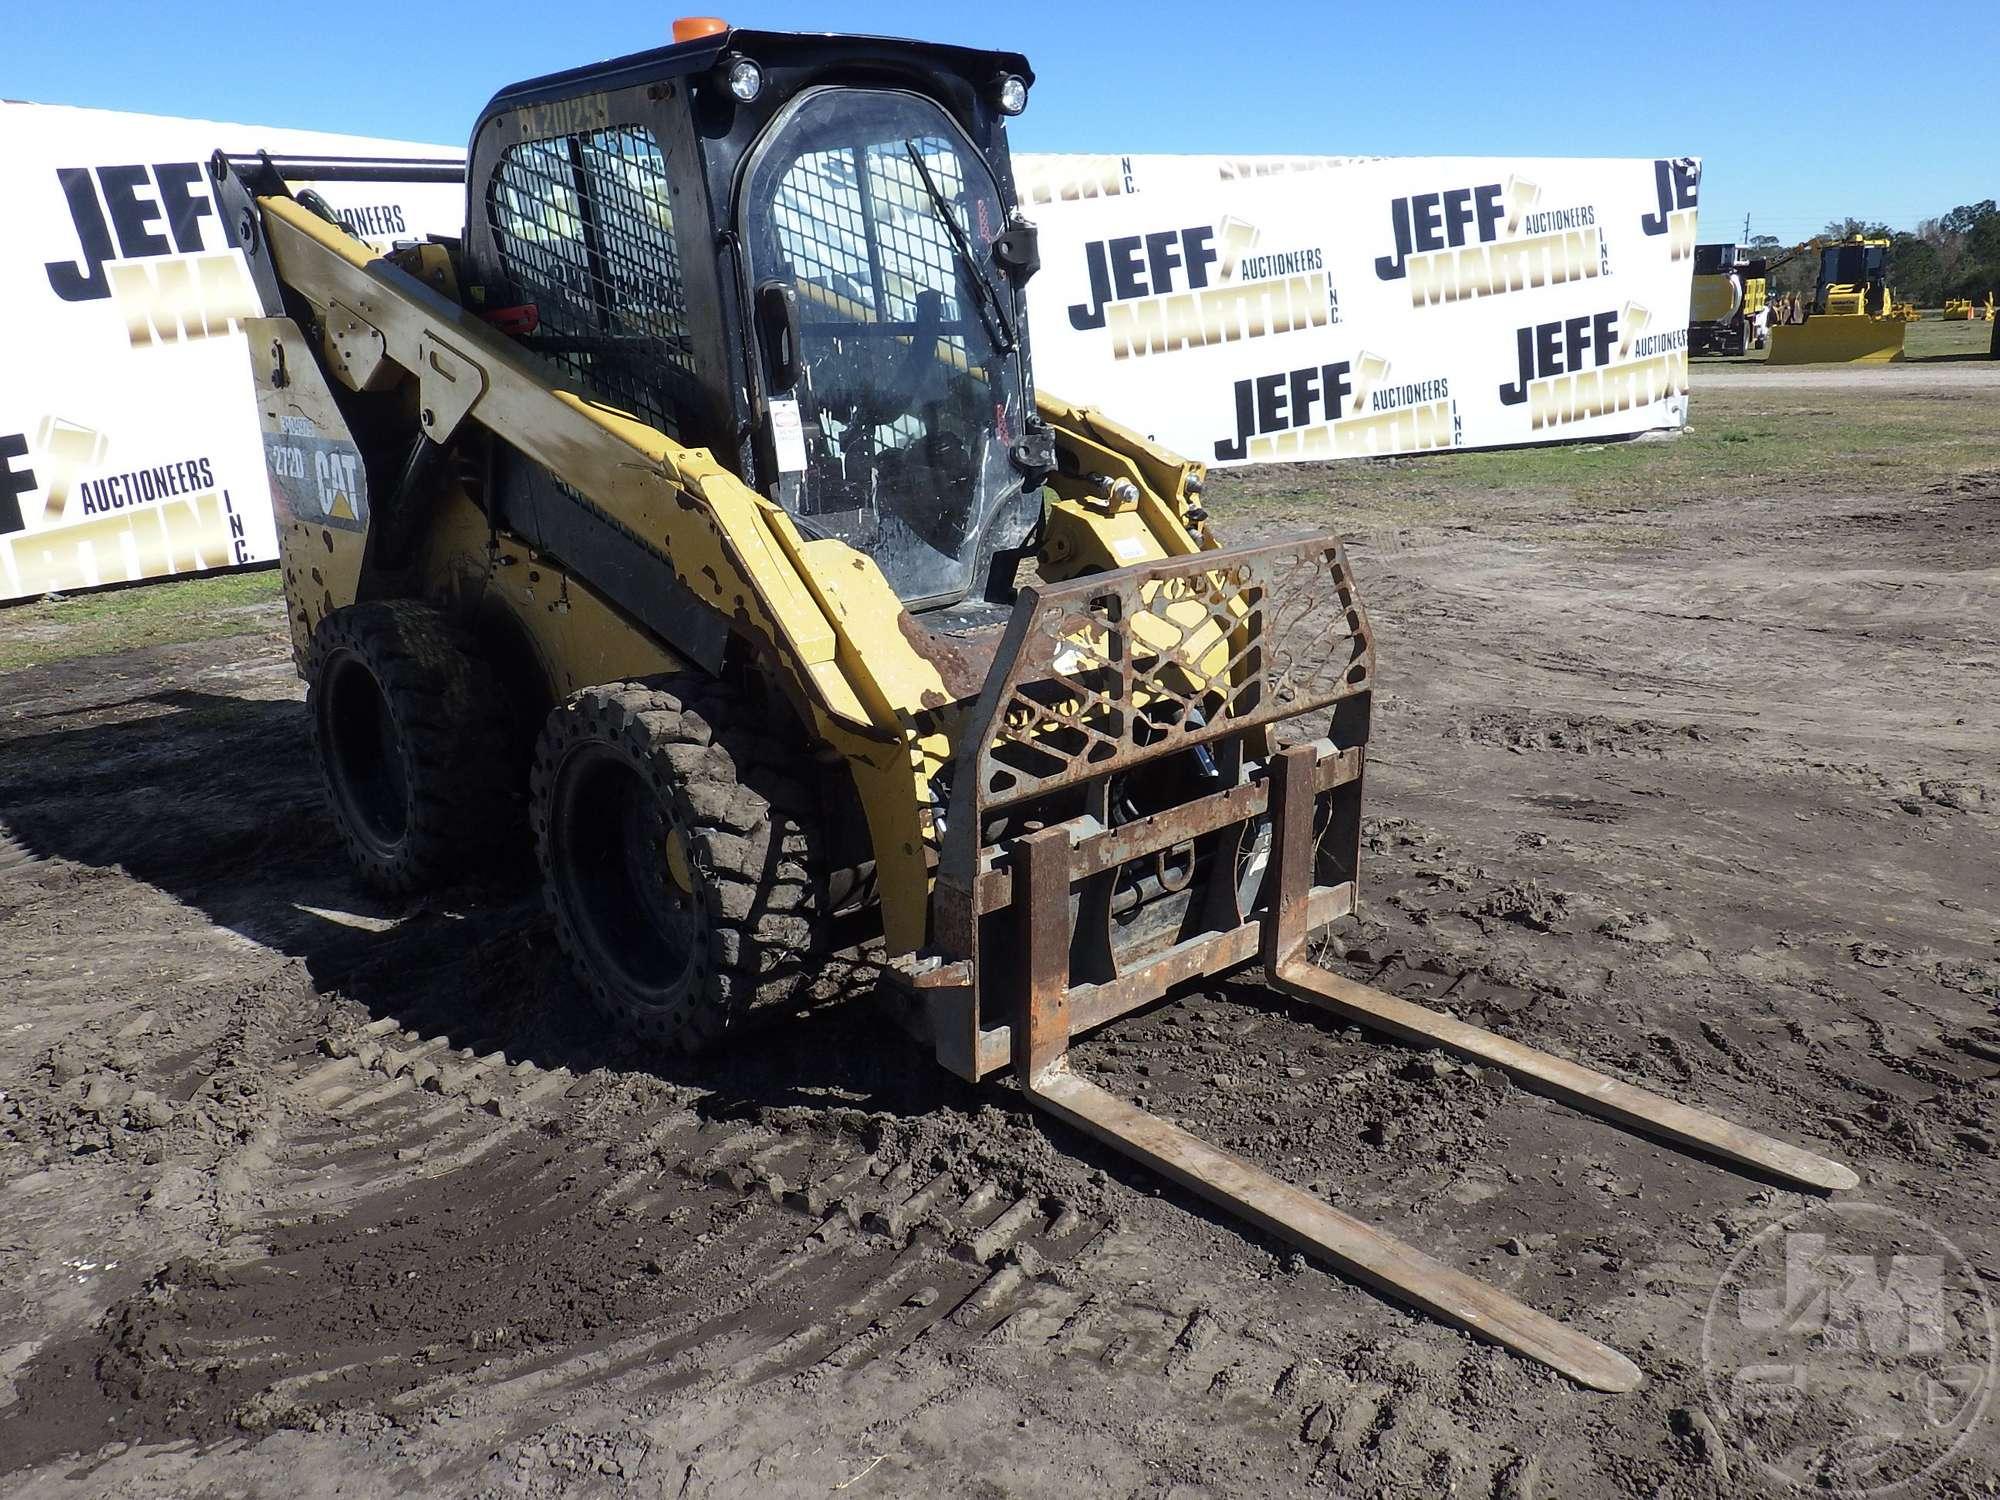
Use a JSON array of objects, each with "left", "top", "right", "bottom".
[
  {"left": 1023, "top": 1063, "right": 1644, "bottom": 1392},
  {"left": 1270, "top": 960, "right": 1858, "bottom": 1193},
  {"left": 1010, "top": 787, "right": 1644, "bottom": 1392},
  {"left": 1258, "top": 743, "right": 1856, "bottom": 1195}
]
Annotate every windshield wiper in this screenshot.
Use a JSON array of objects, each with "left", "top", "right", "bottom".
[{"left": 903, "top": 142, "right": 1016, "bottom": 354}]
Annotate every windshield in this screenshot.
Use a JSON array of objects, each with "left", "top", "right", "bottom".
[{"left": 741, "top": 88, "right": 1029, "bottom": 607}]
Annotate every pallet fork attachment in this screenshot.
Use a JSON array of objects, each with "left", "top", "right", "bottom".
[{"left": 1011, "top": 745, "right": 1857, "bottom": 1393}]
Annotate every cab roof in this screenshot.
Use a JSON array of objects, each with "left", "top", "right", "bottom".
[{"left": 480, "top": 26, "right": 1033, "bottom": 118}]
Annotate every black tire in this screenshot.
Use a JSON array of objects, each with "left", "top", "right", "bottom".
[
  {"left": 307, "top": 600, "right": 516, "bottom": 895},
  {"left": 531, "top": 678, "right": 829, "bottom": 1052}
]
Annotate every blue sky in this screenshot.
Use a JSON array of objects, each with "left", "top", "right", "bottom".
[{"left": 7, "top": 0, "right": 1996, "bottom": 243}]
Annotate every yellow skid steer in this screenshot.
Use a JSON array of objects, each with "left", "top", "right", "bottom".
[{"left": 212, "top": 19, "right": 1854, "bottom": 1394}]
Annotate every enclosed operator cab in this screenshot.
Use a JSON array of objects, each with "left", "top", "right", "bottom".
[
  {"left": 462, "top": 23, "right": 1048, "bottom": 617},
  {"left": 1812, "top": 238, "right": 1891, "bottom": 316}
]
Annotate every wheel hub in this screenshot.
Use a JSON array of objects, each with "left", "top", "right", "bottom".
[{"left": 555, "top": 743, "right": 703, "bottom": 1007}]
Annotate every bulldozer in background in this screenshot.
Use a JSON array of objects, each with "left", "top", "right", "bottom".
[
  {"left": 1767, "top": 235, "right": 1908, "bottom": 363},
  {"left": 211, "top": 18, "right": 1857, "bottom": 1393}
]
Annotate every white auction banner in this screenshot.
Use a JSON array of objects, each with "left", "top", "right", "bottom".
[
  {"left": 0, "top": 104, "right": 1700, "bottom": 604},
  {"left": 0, "top": 104, "right": 462, "bottom": 604},
  {"left": 1017, "top": 152, "right": 1699, "bottom": 467}
]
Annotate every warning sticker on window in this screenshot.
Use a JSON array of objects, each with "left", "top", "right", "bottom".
[{"left": 769, "top": 398, "right": 808, "bottom": 474}]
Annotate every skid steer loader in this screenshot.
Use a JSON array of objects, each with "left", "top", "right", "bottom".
[{"left": 212, "top": 19, "right": 1855, "bottom": 1393}]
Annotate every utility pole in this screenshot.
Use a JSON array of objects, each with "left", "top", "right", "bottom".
[{"left": 1743, "top": 212, "right": 1751, "bottom": 241}]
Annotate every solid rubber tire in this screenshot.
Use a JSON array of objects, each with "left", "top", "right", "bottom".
[
  {"left": 531, "top": 678, "right": 829, "bottom": 1052},
  {"left": 307, "top": 600, "right": 516, "bottom": 895}
]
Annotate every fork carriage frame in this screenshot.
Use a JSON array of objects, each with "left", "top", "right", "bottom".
[
  {"left": 923, "top": 533, "right": 1374, "bottom": 1081},
  {"left": 910, "top": 533, "right": 1858, "bottom": 1393}
]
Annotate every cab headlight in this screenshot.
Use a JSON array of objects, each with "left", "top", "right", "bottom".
[{"left": 723, "top": 55, "right": 763, "bottom": 103}]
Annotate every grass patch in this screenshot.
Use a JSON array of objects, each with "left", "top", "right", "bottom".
[
  {"left": 0, "top": 567, "right": 283, "bottom": 673},
  {"left": 1701, "top": 315, "right": 1992, "bottom": 365},
  {"left": 1901, "top": 318, "right": 1992, "bottom": 362},
  {"left": 1209, "top": 378, "right": 2000, "bottom": 536}
]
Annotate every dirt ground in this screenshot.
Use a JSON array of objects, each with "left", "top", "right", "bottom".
[{"left": 3, "top": 369, "right": 1997, "bottom": 1498}]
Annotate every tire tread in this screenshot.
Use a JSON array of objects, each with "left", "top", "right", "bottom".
[
  {"left": 531, "top": 677, "right": 830, "bottom": 1052},
  {"left": 307, "top": 600, "right": 516, "bottom": 894}
]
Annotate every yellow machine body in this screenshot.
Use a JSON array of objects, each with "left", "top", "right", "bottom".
[
  {"left": 1689, "top": 272, "right": 1741, "bottom": 324},
  {"left": 1766, "top": 236, "right": 1907, "bottom": 364},
  {"left": 1767, "top": 315, "right": 1907, "bottom": 363}
]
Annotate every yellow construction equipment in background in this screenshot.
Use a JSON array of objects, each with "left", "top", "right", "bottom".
[
  {"left": 1944, "top": 298, "right": 1974, "bottom": 320},
  {"left": 1688, "top": 242, "right": 1770, "bottom": 354},
  {"left": 1767, "top": 236, "right": 1907, "bottom": 363}
]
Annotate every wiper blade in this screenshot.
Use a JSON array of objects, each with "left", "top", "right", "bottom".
[{"left": 903, "top": 141, "right": 1016, "bottom": 354}]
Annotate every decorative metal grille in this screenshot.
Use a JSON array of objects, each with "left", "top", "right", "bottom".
[
  {"left": 968, "top": 537, "right": 1373, "bottom": 809},
  {"left": 489, "top": 126, "right": 694, "bottom": 438}
]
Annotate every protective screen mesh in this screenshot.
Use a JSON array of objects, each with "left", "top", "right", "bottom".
[
  {"left": 771, "top": 137, "right": 969, "bottom": 346},
  {"left": 769, "top": 137, "right": 980, "bottom": 463},
  {"left": 489, "top": 126, "right": 693, "bottom": 438}
]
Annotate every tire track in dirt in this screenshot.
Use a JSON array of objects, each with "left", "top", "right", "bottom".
[
  {"left": 7, "top": 924, "right": 1411, "bottom": 1488},
  {"left": 0, "top": 821, "right": 38, "bottom": 873},
  {"left": 0, "top": 973, "right": 1121, "bottom": 1473}
]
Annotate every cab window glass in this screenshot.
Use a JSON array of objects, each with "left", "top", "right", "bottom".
[{"left": 741, "top": 89, "right": 1029, "bottom": 608}]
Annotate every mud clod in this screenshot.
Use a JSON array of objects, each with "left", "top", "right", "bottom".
[{"left": 1468, "top": 880, "right": 1571, "bottom": 932}]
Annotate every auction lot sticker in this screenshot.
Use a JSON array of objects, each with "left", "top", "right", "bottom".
[{"left": 1702, "top": 1200, "right": 1995, "bottom": 1495}]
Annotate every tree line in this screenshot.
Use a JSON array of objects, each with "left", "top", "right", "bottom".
[{"left": 1746, "top": 200, "right": 2000, "bottom": 306}]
